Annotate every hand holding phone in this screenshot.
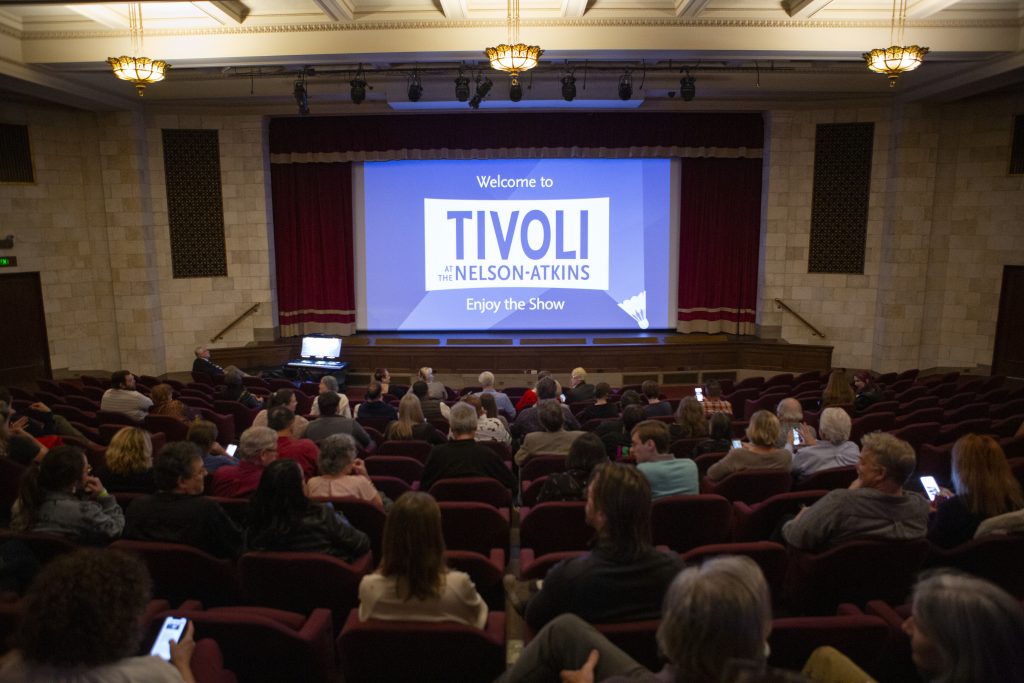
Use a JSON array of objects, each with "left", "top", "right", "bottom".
[
  {"left": 731, "top": 439, "right": 742, "bottom": 450},
  {"left": 150, "top": 616, "right": 189, "bottom": 661},
  {"left": 920, "top": 476, "right": 941, "bottom": 502},
  {"left": 792, "top": 427, "right": 802, "bottom": 447}
]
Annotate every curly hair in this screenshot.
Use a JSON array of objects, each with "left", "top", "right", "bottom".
[
  {"left": 14, "top": 548, "right": 152, "bottom": 668},
  {"left": 104, "top": 427, "right": 153, "bottom": 476}
]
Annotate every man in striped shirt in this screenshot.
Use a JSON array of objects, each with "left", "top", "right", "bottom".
[
  {"left": 701, "top": 379, "right": 733, "bottom": 417},
  {"left": 100, "top": 370, "right": 153, "bottom": 422}
]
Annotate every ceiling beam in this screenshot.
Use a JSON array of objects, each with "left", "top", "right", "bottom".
[
  {"left": 311, "top": 0, "right": 354, "bottom": 21},
  {"left": 906, "top": 0, "right": 961, "bottom": 19},
  {"left": 67, "top": 4, "right": 129, "bottom": 28},
  {"left": 561, "top": 0, "right": 588, "bottom": 18},
  {"left": 674, "top": 0, "right": 712, "bottom": 17},
  {"left": 194, "top": 1, "right": 250, "bottom": 25},
  {"left": 438, "top": 0, "right": 468, "bottom": 19},
  {"left": 782, "top": 0, "right": 834, "bottom": 19}
]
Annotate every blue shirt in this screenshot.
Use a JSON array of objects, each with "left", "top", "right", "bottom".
[
  {"left": 637, "top": 458, "right": 699, "bottom": 499},
  {"left": 203, "top": 453, "right": 239, "bottom": 474},
  {"left": 475, "top": 388, "right": 517, "bottom": 420}
]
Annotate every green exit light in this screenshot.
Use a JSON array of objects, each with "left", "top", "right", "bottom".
[{"left": 0, "top": 257, "right": 17, "bottom": 267}]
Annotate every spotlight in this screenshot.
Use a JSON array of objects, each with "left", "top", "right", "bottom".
[
  {"left": 454, "top": 71, "right": 470, "bottom": 102},
  {"left": 350, "top": 67, "right": 369, "bottom": 104},
  {"left": 618, "top": 71, "right": 632, "bottom": 100},
  {"left": 293, "top": 80, "right": 309, "bottom": 115},
  {"left": 561, "top": 72, "right": 576, "bottom": 101},
  {"left": 679, "top": 72, "right": 696, "bottom": 101},
  {"left": 469, "top": 76, "right": 492, "bottom": 109},
  {"left": 408, "top": 73, "right": 423, "bottom": 102},
  {"left": 509, "top": 78, "right": 523, "bottom": 102}
]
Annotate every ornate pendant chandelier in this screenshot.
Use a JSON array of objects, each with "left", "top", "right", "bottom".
[
  {"left": 107, "top": 3, "right": 169, "bottom": 96},
  {"left": 863, "top": 0, "right": 928, "bottom": 87},
  {"left": 485, "top": 0, "right": 542, "bottom": 85}
]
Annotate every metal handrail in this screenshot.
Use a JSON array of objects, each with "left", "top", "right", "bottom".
[
  {"left": 210, "top": 303, "right": 260, "bottom": 343},
  {"left": 774, "top": 299, "right": 825, "bottom": 338}
]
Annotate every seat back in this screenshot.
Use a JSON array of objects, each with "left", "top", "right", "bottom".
[
  {"left": 0, "top": 530, "right": 79, "bottom": 566},
  {"left": 428, "top": 477, "right": 512, "bottom": 508},
  {"left": 850, "top": 412, "right": 895, "bottom": 445},
  {"left": 143, "top": 414, "right": 189, "bottom": 442},
  {"left": 668, "top": 437, "right": 702, "bottom": 459},
  {"left": 0, "top": 459, "right": 26, "bottom": 525},
  {"left": 311, "top": 496, "right": 386, "bottom": 564},
  {"left": 520, "top": 454, "right": 567, "bottom": 481},
  {"left": 363, "top": 455, "right": 424, "bottom": 484},
  {"left": 694, "top": 451, "right": 727, "bottom": 477},
  {"left": 886, "top": 422, "right": 940, "bottom": 454},
  {"left": 438, "top": 502, "right": 510, "bottom": 555},
  {"left": 894, "top": 406, "right": 943, "bottom": 429},
  {"left": 594, "top": 620, "right": 662, "bottom": 671},
  {"left": 859, "top": 400, "right": 900, "bottom": 415},
  {"left": 943, "top": 402, "right": 989, "bottom": 423},
  {"left": 110, "top": 539, "right": 239, "bottom": 606},
  {"left": 369, "top": 475, "right": 412, "bottom": 502},
  {"left": 793, "top": 466, "right": 857, "bottom": 492},
  {"left": 916, "top": 442, "right": 954, "bottom": 483},
  {"left": 731, "top": 490, "right": 829, "bottom": 542},
  {"left": 212, "top": 401, "right": 258, "bottom": 436},
  {"left": 925, "top": 534, "right": 1024, "bottom": 598},
  {"left": 651, "top": 494, "right": 733, "bottom": 552},
  {"left": 519, "top": 501, "right": 591, "bottom": 556},
  {"left": 445, "top": 549, "right": 507, "bottom": 610},
  {"left": 97, "top": 410, "right": 139, "bottom": 427},
  {"left": 701, "top": 469, "right": 792, "bottom": 505},
  {"left": 768, "top": 614, "right": 890, "bottom": 677},
  {"left": 681, "top": 541, "right": 788, "bottom": 606},
  {"left": 376, "top": 440, "right": 433, "bottom": 463},
  {"left": 197, "top": 408, "right": 236, "bottom": 447}
]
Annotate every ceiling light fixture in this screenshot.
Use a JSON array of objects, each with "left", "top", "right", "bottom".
[
  {"left": 863, "top": 0, "right": 928, "bottom": 86},
  {"left": 485, "top": 0, "right": 542, "bottom": 92},
  {"left": 107, "top": 2, "right": 168, "bottom": 96}
]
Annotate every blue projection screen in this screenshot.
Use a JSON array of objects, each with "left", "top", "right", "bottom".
[{"left": 358, "top": 158, "right": 674, "bottom": 332}]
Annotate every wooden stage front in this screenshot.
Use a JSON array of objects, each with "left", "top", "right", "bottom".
[{"left": 217, "top": 333, "right": 833, "bottom": 383}]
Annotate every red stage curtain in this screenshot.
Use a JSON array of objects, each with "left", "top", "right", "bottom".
[
  {"left": 677, "top": 157, "right": 762, "bottom": 335},
  {"left": 270, "top": 162, "right": 355, "bottom": 336}
]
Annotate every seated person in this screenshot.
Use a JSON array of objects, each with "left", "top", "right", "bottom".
[
  {"left": 308, "top": 374, "right": 352, "bottom": 418},
  {"left": 267, "top": 405, "right": 319, "bottom": 479},
  {"left": 473, "top": 371, "right": 516, "bottom": 421},
  {"left": 536, "top": 432, "right": 610, "bottom": 503},
  {"left": 463, "top": 395, "right": 510, "bottom": 445},
  {"left": 100, "top": 370, "right": 153, "bottom": 421},
  {"left": 419, "top": 402, "right": 516, "bottom": 492},
  {"left": 218, "top": 366, "right": 262, "bottom": 409},
  {"left": 701, "top": 379, "right": 733, "bottom": 416},
  {"left": 304, "top": 391, "right": 373, "bottom": 449},
  {"left": 669, "top": 396, "right": 708, "bottom": 441},
  {"left": 10, "top": 445, "right": 124, "bottom": 544},
  {"left": 412, "top": 380, "right": 450, "bottom": 421},
  {"left": 124, "top": 441, "right": 243, "bottom": 559},
  {"left": 478, "top": 393, "right": 509, "bottom": 431},
  {"left": 407, "top": 366, "right": 447, "bottom": 401},
  {"left": 782, "top": 432, "right": 928, "bottom": 551},
  {"left": 600, "top": 404, "right": 647, "bottom": 460},
  {"left": 790, "top": 407, "right": 860, "bottom": 479},
  {"left": 512, "top": 377, "right": 581, "bottom": 437},
  {"left": 577, "top": 382, "right": 619, "bottom": 424},
  {"left": 514, "top": 400, "right": 586, "bottom": 466},
  {"left": 306, "top": 433, "right": 385, "bottom": 511},
  {"left": 384, "top": 394, "right": 446, "bottom": 445},
  {"left": 95, "top": 426, "right": 155, "bottom": 493},
  {"left": 640, "top": 380, "right": 673, "bottom": 418},
  {"left": 691, "top": 412, "right": 734, "bottom": 457},
  {"left": 149, "top": 383, "right": 192, "bottom": 423},
  {"left": 0, "top": 548, "right": 197, "bottom": 682},
  {"left": 707, "top": 410, "right": 792, "bottom": 482},
  {"left": 359, "top": 492, "right": 486, "bottom": 628},
  {"left": 776, "top": 397, "right": 815, "bottom": 448},
  {"left": 374, "top": 368, "right": 392, "bottom": 398},
  {"left": 246, "top": 459, "right": 370, "bottom": 562},
  {"left": 853, "top": 371, "right": 884, "bottom": 412},
  {"left": 521, "top": 463, "right": 684, "bottom": 632},
  {"left": 0, "top": 400, "right": 50, "bottom": 465},
  {"left": 928, "top": 434, "right": 1024, "bottom": 548},
  {"left": 211, "top": 426, "right": 278, "bottom": 498},
  {"left": 193, "top": 343, "right": 224, "bottom": 376},
  {"left": 515, "top": 370, "right": 553, "bottom": 413},
  {"left": 252, "top": 389, "right": 309, "bottom": 438},
  {"left": 821, "top": 368, "right": 855, "bottom": 408},
  {"left": 354, "top": 381, "right": 398, "bottom": 422},
  {"left": 187, "top": 419, "right": 238, "bottom": 474},
  {"left": 632, "top": 420, "right": 698, "bottom": 499},
  {"left": 564, "top": 367, "right": 596, "bottom": 405}
]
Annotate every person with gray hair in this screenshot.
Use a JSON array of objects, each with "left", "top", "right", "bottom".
[
  {"left": 903, "top": 571, "right": 1024, "bottom": 683},
  {"left": 512, "top": 377, "right": 582, "bottom": 437},
  {"left": 307, "top": 434, "right": 384, "bottom": 510},
  {"left": 474, "top": 370, "right": 516, "bottom": 421},
  {"left": 782, "top": 432, "right": 927, "bottom": 551},
  {"left": 192, "top": 344, "right": 224, "bottom": 376},
  {"left": 513, "top": 400, "right": 586, "bottom": 466},
  {"left": 219, "top": 365, "right": 262, "bottom": 409},
  {"left": 308, "top": 374, "right": 351, "bottom": 418},
  {"left": 775, "top": 397, "right": 815, "bottom": 449},
  {"left": 789, "top": 407, "right": 860, "bottom": 479},
  {"left": 211, "top": 425, "right": 278, "bottom": 498},
  {"left": 496, "top": 555, "right": 771, "bottom": 683},
  {"left": 419, "top": 402, "right": 516, "bottom": 492}
]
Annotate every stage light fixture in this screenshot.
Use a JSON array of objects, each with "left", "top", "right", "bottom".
[
  {"left": 679, "top": 72, "right": 696, "bottom": 101},
  {"left": 617, "top": 71, "right": 632, "bottom": 100},
  {"left": 561, "top": 71, "right": 576, "bottom": 101},
  {"left": 454, "top": 71, "right": 470, "bottom": 101},
  {"left": 469, "top": 76, "right": 492, "bottom": 109},
  {"left": 293, "top": 79, "right": 309, "bottom": 115},
  {"left": 350, "top": 67, "right": 369, "bottom": 104},
  {"left": 509, "top": 79, "right": 523, "bottom": 102},
  {"left": 408, "top": 72, "right": 423, "bottom": 102}
]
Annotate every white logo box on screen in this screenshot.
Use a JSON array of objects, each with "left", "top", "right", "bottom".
[{"left": 423, "top": 198, "right": 610, "bottom": 291}]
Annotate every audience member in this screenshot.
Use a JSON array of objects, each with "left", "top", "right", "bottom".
[
  {"left": 374, "top": 368, "right": 391, "bottom": 396},
  {"left": 852, "top": 371, "right": 883, "bottom": 412},
  {"left": 124, "top": 441, "right": 243, "bottom": 559},
  {"left": 670, "top": 396, "right": 708, "bottom": 441},
  {"left": 252, "top": 388, "right": 309, "bottom": 437},
  {"left": 632, "top": 420, "right": 698, "bottom": 499},
  {"left": 1, "top": 387, "right": 88, "bottom": 446},
  {"left": 10, "top": 445, "right": 124, "bottom": 544},
  {"left": 783, "top": 432, "right": 928, "bottom": 550},
  {"left": 577, "top": 383, "right": 618, "bottom": 424},
  {"left": 193, "top": 344, "right": 224, "bottom": 377},
  {"left": 594, "top": 390, "right": 645, "bottom": 437},
  {"left": 498, "top": 556, "right": 769, "bottom": 683},
  {"left": 776, "top": 397, "right": 814, "bottom": 449},
  {"left": 928, "top": 434, "right": 1024, "bottom": 548},
  {"left": 246, "top": 459, "right": 370, "bottom": 562},
  {"left": 307, "top": 434, "right": 385, "bottom": 511},
  {"left": 305, "top": 391, "right": 374, "bottom": 449},
  {"left": 564, "top": 367, "right": 596, "bottom": 404},
  {"left": 211, "top": 426, "right": 277, "bottom": 498},
  {"left": 0, "top": 548, "right": 197, "bottom": 683},
  {"left": 358, "top": 492, "right": 486, "bottom": 627},
  {"left": 96, "top": 426, "right": 155, "bottom": 493},
  {"left": 692, "top": 412, "right": 734, "bottom": 457},
  {"left": 149, "top": 383, "right": 192, "bottom": 422},
  {"left": 354, "top": 381, "right": 398, "bottom": 421},
  {"left": 600, "top": 404, "right": 647, "bottom": 460},
  {"left": 0, "top": 400, "right": 48, "bottom": 465},
  {"left": 463, "top": 395, "right": 511, "bottom": 444},
  {"left": 707, "top": 410, "right": 791, "bottom": 482},
  {"left": 520, "top": 463, "right": 684, "bottom": 632},
  {"left": 409, "top": 366, "right": 447, "bottom": 401},
  {"left": 219, "top": 366, "right": 262, "bottom": 409},
  {"left": 412, "top": 380, "right": 450, "bottom": 421},
  {"left": 513, "top": 377, "right": 581, "bottom": 436},
  {"left": 536, "top": 433, "right": 609, "bottom": 503},
  {"left": 267, "top": 405, "right": 319, "bottom": 478},
  {"left": 308, "top": 374, "right": 352, "bottom": 418},
  {"left": 701, "top": 379, "right": 733, "bottom": 416},
  {"left": 384, "top": 394, "right": 445, "bottom": 445},
  {"left": 514, "top": 400, "right": 586, "bottom": 466},
  {"left": 100, "top": 370, "right": 153, "bottom": 421},
  {"left": 478, "top": 392, "right": 508, "bottom": 428},
  {"left": 641, "top": 380, "right": 673, "bottom": 418},
  {"left": 187, "top": 419, "right": 238, "bottom": 474},
  {"left": 474, "top": 371, "right": 516, "bottom": 420},
  {"left": 821, "top": 368, "right": 855, "bottom": 408},
  {"left": 904, "top": 571, "right": 1024, "bottom": 683},
  {"left": 419, "top": 403, "right": 516, "bottom": 492},
  {"left": 790, "top": 407, "right": 860, "bottom": 479},
  {"left": 516, "top": 370, "right": 553, "bottom": 412}
]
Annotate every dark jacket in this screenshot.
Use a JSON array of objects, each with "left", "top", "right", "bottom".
[
  {"left": 246, "top": 502, "right": 370, "bottom": 563},
  {"left": 125, "top": 492, "right": 243, "bottom": 559},
  {"left": 420, "top": 439, "right": 517, "bottom": 492}
]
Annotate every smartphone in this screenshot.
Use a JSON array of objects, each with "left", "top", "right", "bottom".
[
  {"left": 150, "top": 616, "right": 188, "bottom": 661},
  {"left": 694, "top": 387, "right": 704, "bottom": 402},
  {"left": 920, "top": 476, "right": 941, "bottom": 502},
  {"left": 225, "top": 443, "right": 237, "bottom": 457},
  {"left": 792, "top": 427, "right": 802, "bottom": 446},
  {"left": 731, "top": 439, "right": 742, "bottom": 449}
]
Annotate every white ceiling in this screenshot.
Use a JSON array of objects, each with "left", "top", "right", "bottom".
[{"left": 0, "top": 0, "right": 1021, "bottom": 112}]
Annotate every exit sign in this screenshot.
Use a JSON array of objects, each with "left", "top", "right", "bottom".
[{"left": 0, "top": 257, "right": 17, "bottom": 267}]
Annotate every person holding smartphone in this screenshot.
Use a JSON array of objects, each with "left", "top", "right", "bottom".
[{"left": 0, "top": 548, "right": 196, "bottom": 682}]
